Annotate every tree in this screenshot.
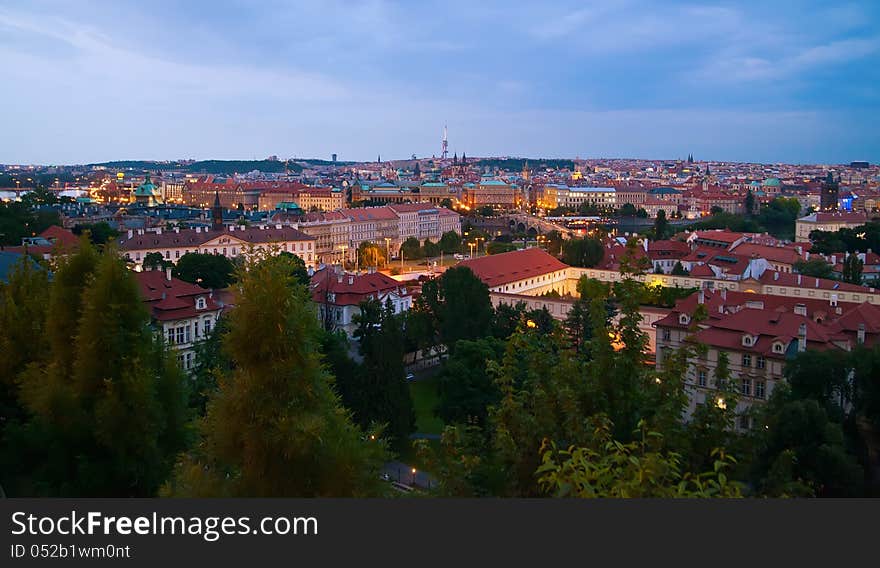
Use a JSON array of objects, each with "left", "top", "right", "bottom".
[
  {"left": 174, "top": 252, "right": 235, "bottom": 289},
  {"left": 794, "top": 258, "right": 835, "bottom": 280},
  {"left": 562, "top": 237, "right": 604, "bottom": 268},
  {"left": 166, "top": 253, "right": 387, "bottom": 497},
  {"left": 353, "top": 298, "right": 416, "bottom": 452},
  {"left": 486, "top": 241, "right": 517, "bottom": 255},
  {"left": 417, "top": 266, "right": 494, "bottom": 351},
  {"left": 72, "top": 222, "right": 119, "bottom": 245},
  {"left": 357, "top": 241, "right": 385, "bottom": 268},
  {"left": 437, "top": 337, "right": 506, "bottom": 426},
  {"left": 273, "top": 251, "right": 311, "bottom": 287},
  {"left": 563, "top": 277, "right": 615, "bottom": 356},
  {"left": 438, "top": 231, "right": 462, "bottom": 254},
  {"left": 636, "top": 208, "right": 648, "bottom": 218},
  {"left": 744, "top": 189, "right": 756, "bottom": 216},
  {"left": 422, "top": 238, "right": 441, "bottom": 258},
  {"left": 653, "top": 209, "right": 669, "bottom": 239},
  {"left": 618, "top": 203, "right": 637, "bottom": 217},
  {"left": 671, "top": 261, "right": 689, "bottom": 276},
  {"left": 492, "top": 302, "right": 528, "bottom": 339},
  {"left": 142, "top": 251, "right": 167, "bottom": 271},
  {"left": 15, "top": 246, "right": 188, "bottom": 496},
  {"left": 842, "top": 253, "right": 863, "bottom": 285},
  {"left": 710, "top": 206, "right": 724, "bottom": 216},
  {"left": 478, "top": 206, "right": 495, "bottom": 217},
  {"left": 401, "top": 237, "right": 423, "bottom": 260},
  {"left": 543, "top": 231, "right": 564, "bottom": 255},
  {"left": 440, "top": 198, "right": 453, "bottom": 209},
  {"left": 537, "top": 419, "right": 742, "bottom": 498},
  {"left": 0, "top": 201, "right": 61, "bottom": 246}
]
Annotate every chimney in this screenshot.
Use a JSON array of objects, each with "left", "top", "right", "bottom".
[
  {"left": 174, "top": 227, "right": 180, "bottom": 233},
  {"left": 166, "top": 267, "right": 172, "bottom": 281},
  {"left": 698, "top": 289, "right": 705, "bottom": 304},
  {"left": 348, "top": 275, "right": 354, "bottom": 285},
  {"left": 858, "top": 323, "right": 866, "bottom": 344},
  {"left": 127, "top": 229, "right": 133, "bottom": 239},
  {"left": 276, "top": 224, "right": 282, "bottom": 229},
  {"left": 798, "top": 323, "right": 807, "bottom": 352},
  {"left": 774, "top": 272, "right": 779, "bottom": 281},
  {"left": 721, "top": 288, "right": 727, "bottom": 301},
  {"left": 797, "top": 274, "right": 802, "bottom": 285},
  {"left": 196, "top": 227, "right": 201, "bottom": 233}
]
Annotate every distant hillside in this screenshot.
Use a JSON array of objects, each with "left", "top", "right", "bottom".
[
  {"left": 473, "top": 158, "right": 575, "bottom": 171},
  {"left": 89, "top": 159, "right": 304, "bottom": 174}
]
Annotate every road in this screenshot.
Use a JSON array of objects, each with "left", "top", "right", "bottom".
[{"left": 382, "top": 460, "right": 437, "bottom": 490}]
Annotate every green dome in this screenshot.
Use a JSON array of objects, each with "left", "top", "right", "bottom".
[
  {"left": 762, "top": 177, "right": 780, "bottom": 187},
  {"left": 133, "top": 174, "right": 160, "bottom": 197}
]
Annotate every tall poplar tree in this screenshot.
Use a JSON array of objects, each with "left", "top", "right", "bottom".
[{"left": 166, "top": 253, "right": 387, "bottom": 497}]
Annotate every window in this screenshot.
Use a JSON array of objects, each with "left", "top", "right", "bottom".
[
  {"left": 196, "top": 297, "right": 206, "bottom": 310},
  {"left": 194, "top": 320, "right": 200, "bottom": 338},
  {"left": 175, "top": 250, "right": 180, "bottom": 259},
  {"left": 662, "top": 328, "right": 671, "bottom": 342},
  {"left": 742, "top": 353, "right": 752, "bottom": 367},
  {"left": 757, "top": 356, "right": 765, "bottom": 370},
  {"left": 741, "top": 378, "right": 752, "bottom": 397},
  {"left": 755, "top": 380, "right": 766, "bottom": 399},
  {"left": 166, "top": 328, "right": 175, "bottom": 344},
  {"left": 184, "top": 325, "right": 191, "bottom": 344},
  {"left": 165, "top": 250, "right": 170, "bottom": 259},
  {"left": 176, "top": 326, "right": 185, "bottom": 344},
  {"left": 203, "top": 318, "right": 212, "bottom": 334},
  {"left": 773, "top": 342, "right": 784, "bottom": 353},
  {"left": 698, "top": 370, "right": 707, "bottom": 387}
]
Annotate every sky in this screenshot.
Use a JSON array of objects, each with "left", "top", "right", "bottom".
[{"left": 0, "top": 0, "right": 878, "bottom": 165}]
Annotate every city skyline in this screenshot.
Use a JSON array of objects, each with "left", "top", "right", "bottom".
[{"left": 0, "top": 1, "right": 878, "bottom": 165}]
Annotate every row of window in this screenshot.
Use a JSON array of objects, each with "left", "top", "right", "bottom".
[
  {"left": 696, "top": 371, "right": 766, "bottom": 399},
  {"left": 166, "top": 317, "right": 213, "bottom": 346}
]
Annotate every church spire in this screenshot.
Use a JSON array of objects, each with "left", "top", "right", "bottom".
[{"left": 212, "top": 191, "right": 223, "bottom": 230}]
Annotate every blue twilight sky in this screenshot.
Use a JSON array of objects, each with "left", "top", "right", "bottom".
[{"left": 0, "top": 0, "right": 878, "bottom": 165}]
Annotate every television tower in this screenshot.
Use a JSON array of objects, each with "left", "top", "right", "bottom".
[{"left": 441, "top": 125, "right": 448, "bottom": 160}]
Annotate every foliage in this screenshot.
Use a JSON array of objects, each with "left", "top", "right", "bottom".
[
  {"left": 353, "top": 298, "right": 416, "bottom": 452},
  {"left": 486, "top": 241, "right": 517, "bottom": 255},
  {"left": 165, "top": 252, "right": 387, "bottom": 497},
  {"left": 478, "top": 206, "right": 496, "bottom": 217},
  {"left": 416, "top": 266, "right": 494, "bottom": 352},
  {"left": 422, "top": 238, "right": 441, "bottom": 258},
  {"left": 537, "top": 419, "right": 743, "bottom": 498},
  {"left": 842, "top": 253, "right": 863, "bottom": 284},
  {"left": 72, "top": 222, "right": 119, "bottom": 245},
  {"left": 808, "top": 221, "right": 880, "bottom": 255},
  {"left": 671, "top": 261, "right": 689, "bottom": 276},
  {"left": 653, "top": 209, "right": 670, "bottom": 239},
  {"left": 401, "top": 236, "right": 423, "bottom": 260},
  {"left": 0, "top": 201, "right": 62, "bottom": 246},
  {"left": 174, "top": 252, "right": 235, "bottom": 289},
  {"left": 794, "top": 258, "right": 835, "bottom": 280},
  {"left": 357, "top": 241, "right": 386, "bottom": 268},
  {"left": 438, "top": 230, "right": 462, "bottom": 254},
  {"left": 561, "top": 237, "right": 604, "bottom": 267},
  {"left": 437, "top": 337, "right": 506, "bottom": 426},
  {"left": 142, "top": 251, "right": 168, "bottom": 271},
  {"left": 12, "top": 246, "right": 188, "bottom": 496}
]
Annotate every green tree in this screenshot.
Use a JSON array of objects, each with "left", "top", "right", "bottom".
[
  {"left": 671, "top": 261, "right": 689, "bottom": 276},
  {"left": 618, "top": 203, "right": 637, "bottom": 217},
  {"left": 174, "top": 252, "right": 235, "bottom": 289},
  {"left": 842, "top": 253, "right": 863, "bottom": 284},
  {"left": 166, "top": 253, "right": 387, "bottom": 497},
  {"left": 478, "top": 206, "right": 495, "bottom": 217},
  {"left": 72, "top": 222, "right": 119, "bottom": 245},
  {"left": 794, "top": 258, "right": 835, "bottom": 280},
  {"left": 492, "top": 302, "right": 528, "bottom": 339},
  {"left": 417, "top": 266, "right": 494, "bottom": 351},
  {"left": 744, "top": 189, "right": 756, "bottom": 215},
  {"left": 437, "top": 337, "right": 505, "bottom": 426},
  {"left": 561, "top": 237, "right": 604, "bottom": 267},
  {"left": 16, "top": 246, "right": 188, "bottom": 496},
  {"left": 422, "top": 238, "right": 441, "bottom": 258},
  {"left": 537, "top": 419, "right": 743, "bottom": 498},
  {"left": 653, "top": 209, "right": 669, "bottom": 239},
  {"left": 274, "top": 251, "right": 311, "bottom": 287},
  {"left": 401, "top": 236, "right": 423, "bottom": 260},
  {"left": 353, "top": 298, "right": 416, "bottom": 452},
  {"left": 439, "top": 231, "right": 462, "bottom": 254},
  {"left": 142, "top": 251, "right": 167, "bottom": 271},
  {"left": 357, "top": 242, "right": 386, "bottom": 268}
]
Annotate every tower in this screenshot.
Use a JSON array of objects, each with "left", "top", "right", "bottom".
[
  {"left": 441, "top": 125, "right": 448, "bottom": 160},
  {"left": 212, "top": 190, "right": 223, "bottom": 230},
  {"left": 820, "top": 171, "right": 839, "bottom": 212},
  {"left": 522, "top": 160, "right": 530, "bottom": 182}
]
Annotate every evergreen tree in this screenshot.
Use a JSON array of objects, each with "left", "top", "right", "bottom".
[
  {"left": 653, "top": 209, "right": 669, "bottom": 239},
  {"left": 353, "top": 298, "right": 416, "bottom": 452},
  {"left": 744, "top": 189, "right": 756, "bottom": 216},
  {"left": 166, "top": 253, "right": 387, "bottom": 497},
  {"left": 16, "top": 246, "right": 188, "bottom": 496},
  {"left": 842, "top": 253, "right": 863, "bottom": 284}
]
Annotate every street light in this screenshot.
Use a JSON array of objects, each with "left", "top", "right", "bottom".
[{"left": 411, "top": 467, "right": 417, "bottom": 486}]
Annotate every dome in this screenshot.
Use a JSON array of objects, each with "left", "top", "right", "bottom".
[
  {"left": 133, "top": 174, "right": 160, "bottom": 197},
  {"left": 762, "top": 177, "right": 781, "bottom": 187}
]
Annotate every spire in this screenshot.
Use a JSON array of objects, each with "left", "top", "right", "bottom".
[{"left": 212, "top": 190, "right": 223, "bottom": 230}]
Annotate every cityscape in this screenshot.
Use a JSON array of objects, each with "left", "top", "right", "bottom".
[{"left": 1, "top": 1, "right": 879, "bottom": 502}]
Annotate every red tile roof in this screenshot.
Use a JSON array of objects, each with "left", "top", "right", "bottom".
[
  {"left": 118, "top": 226, "right": 314, "bottom": 251},
  {"left": 310, "top": 268, "right": 410, "bottom": 306},
  {"left": 135, "top": 270, "right": 222, "bottom": 322},
  {"left": 458, "top": 248, "right": 568, "bottom": 288}
]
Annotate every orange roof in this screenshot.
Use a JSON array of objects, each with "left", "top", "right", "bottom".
[{"left": 458, "top": 248, "right": 568, "bottom": 288}]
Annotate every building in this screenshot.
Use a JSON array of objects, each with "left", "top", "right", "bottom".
[
  {"left": 458, "top": 248, "right": 573, "bottom": 295},
  {"left": 135, "top": 268, "right": 224, "bottom": 372},
  {"left": 418, "top": 182, "right": 453, "bottom": 204},
  {"left": 132, "top": 174, "right": 163, "bottom": 207},
  {"left": 654, "top": 289, "right": 880, "bottom": 426},
  {"left": 292, "top": 210, "right": 351, "bottom": 265},
  {"left": 6, "top": 225, "right": 80, "bottom": 260},
  {"left": 119, "top": 224, "right": 317, "bottom": 268},
  {"left": 820, "top": 172, "right": 840, "bottom": 212},
  {"left": 310, "top": 267, "right": 413, "bottom": 334},
  {"left": 462, "top": 179, "right": 520, "bottom": 210},
  {"left": 795, "top": 211, "right": 867, "bottom": 242}
]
